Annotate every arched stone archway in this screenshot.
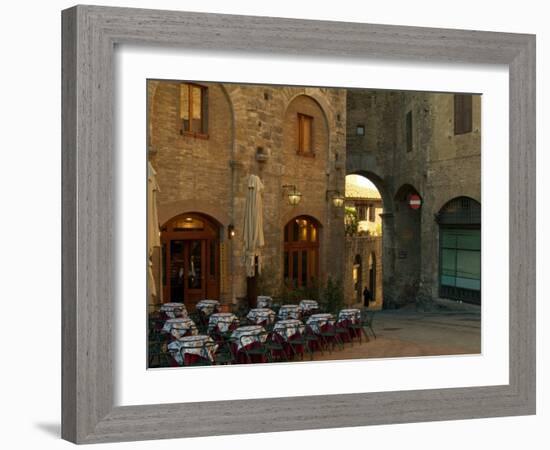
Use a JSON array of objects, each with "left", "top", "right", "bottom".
[{"left": 345, "top": 171, "right": 393, "bottom": 308}]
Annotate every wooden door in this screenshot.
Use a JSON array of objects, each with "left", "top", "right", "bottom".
[
  {"left": 183, "top": 239, "right": 206, "bottom": 308},
  {"left": 161, "top": 213, "right": 220, "bottom": 310}
]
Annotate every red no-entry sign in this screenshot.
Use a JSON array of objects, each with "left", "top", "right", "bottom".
[{"left": 408, "top": 194, "right": 422, "bottom": 210}]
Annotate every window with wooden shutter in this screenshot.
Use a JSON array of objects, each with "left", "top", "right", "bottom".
[
  {"left": 454, "top": 94, "right": 473, "bottom": 135},
  {"left": 179, "top": 83, "right": 208, "bottom": 138},
  {"left": 369, "top": 204, "right": 376, "bottom": 222},
  {"left": 297, "top": 113, "right": 313, "bottom": 155}
]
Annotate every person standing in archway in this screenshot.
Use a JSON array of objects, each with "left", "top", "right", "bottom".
[{"left": 363, "top": 285, "right": 373, "bottom": 307}]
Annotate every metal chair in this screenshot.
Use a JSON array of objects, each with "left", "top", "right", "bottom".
[
  {"left": 148, "top": 341, "right": 173, "bottom": 368},
  {"left": 303, "top": 325, "right": 323, "bottom": 356},
  {"left": 284, "top": 326, "right": 309, "bottom": 361},
  {"left": 318, "top": 323, "right": 344, "bottom": 353},
  {"left": 212, "top": 340, "right": 236, "bottom": 365},
  {"left": 179, "top": 342, "right": 214, "bottom": 367},
  {"left": 265, "top": 329, "right": 289, "bottom": 362},
  {"left": 363, "top": 310, "right": 377, "bottom": 339},
  {"left": 240, "top": 332, "right": 272, "bottom": 363}
]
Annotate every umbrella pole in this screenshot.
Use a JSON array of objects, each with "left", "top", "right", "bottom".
[{"left": 246, "top": 256, "right": 259, "bottom": 309}]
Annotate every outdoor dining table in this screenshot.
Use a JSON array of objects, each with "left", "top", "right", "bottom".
[
  {"left": 208, "top": 312, "right": 239, "bottom": 334},
  {"left": 338, "top": 308, "right": 362, "bottom": 339},
  {"left": 306, "top": 313, "right": 336, "bottom": 334},
  {"left": 273, "top": 319, "right": 307, "bottom": 359},
  {"left": 246, "top": 308, "right": 276, "bottom": 326},
  {"left": 338, "top": 308, "right": 362, "bottom": 323},
  {"left": 230, "top": 325, "right": 268, "bottom": 363},
  {"left": 167, "top": 334, "right": 218, "bottom": 366},
  {"left": 195, "top": 299, "right": 220, "bottom": 316},
  {"left": 299, "top": 299, "right": 319, "bottom": 313},
  {"left": 159, "top": 302, "right": 188, "bottom": 319},
  {"left": 256, "top": 295, "right": 273, "bottom": 308},
  {"left": 277, "top": 304, "right": 302, "bottom": 320},
  {"left": 273, "top": 319, "right": 305, "bottom": 341},
  {"left": 162, "top": 317, "right": 198, "bottom": 340}
]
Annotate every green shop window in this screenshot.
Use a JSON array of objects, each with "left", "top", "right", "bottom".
[{"left": 437, "top": 197, "right": 481, "bottom": 304}]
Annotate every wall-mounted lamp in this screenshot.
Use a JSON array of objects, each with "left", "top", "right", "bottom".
[
  {"left": 282, "top": 184, "right": 302, "bottom": 206},
  {"left": 326, "top": 190, "right": 345, "bottom": 208},
  {"left": 228, "top": 224, "right": 236, "bottom": 239}
]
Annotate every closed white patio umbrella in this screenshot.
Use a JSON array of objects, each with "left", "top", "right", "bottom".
[
  {"left": 147, "top": 162, "right": 162, "bottom": 302},
  {"left": 243, "top": 174, "right": 265, "bottom": 278}
]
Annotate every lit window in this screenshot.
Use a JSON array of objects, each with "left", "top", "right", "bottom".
[
  {"left": 297, "top": 113, "right": 313, "bottom": 155},
  {"left": 179, "top": 83, "right": 208, "bottom": 137}
]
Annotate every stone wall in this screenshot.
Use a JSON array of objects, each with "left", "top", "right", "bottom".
[
  {"left": 148, "top": 81, "right": 347, "bottom": 304},
  {"left": 346, "top": 90, "right": 481, "bottom": 307}
]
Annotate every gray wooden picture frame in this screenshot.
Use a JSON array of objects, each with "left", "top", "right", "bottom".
[{"left": 61, "top": 5, "right": 536, "bottom": 444}]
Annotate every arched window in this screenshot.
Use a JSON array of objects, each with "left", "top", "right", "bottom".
[
  {"left": 283, "top": 216, "right": 320, "bottom": 288},
  {"left": 437, "top": 197, "right": 481, "bottom": 304}
]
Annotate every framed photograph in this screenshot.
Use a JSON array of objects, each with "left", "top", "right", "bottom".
[{"left": 61, "top": 5, "right": 536, "bottom": 444}]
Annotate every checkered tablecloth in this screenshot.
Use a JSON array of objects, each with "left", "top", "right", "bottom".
[
  {"left": 162, "top": 318, "right": 198, "bottom": 339},
  {"left": 195, "top": 299, "right": 220, "bottom": 316},
  {"left": 256, "top": 296, "right": 273, "bottom": 308},
  {"left": 338, "top": 308, "right": 362, "bottom": 324},
  {"left": 159, "top": 302, "right": 188, "bottom": 319},
  {"left": 246, "top": 308, "right": 276, "bottom": 325},
  {"left": 167, "top": 335, "right": 218, "bottom": 366},
  {"left": 208, "top": 312, "right": 239, "bottom": 333},
  {"left": 306, "top": 313, "right": 335, "bottom": 333},
  {"left": 273, "top": 319, "right": 305, "bottom": 341},
  {"left": 230, "top": 325, "right": 267, "bottom": 350},
  {"left": 278, "top": 305, "right": 301, "bottom": 320},
  {"left": 299, "top": 299, "right": 319, "bottom": 312}
]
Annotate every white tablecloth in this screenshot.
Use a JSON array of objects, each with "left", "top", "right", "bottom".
[
  {"left": 338, "top": 308, "right": 362, "bottom": 324},
  {"left": 208, "top": 313, "right": 239, "bottom": 333},
  {"left": 195, "top": 299, "right": 220, "bottom": 316},
  {"left": 273, "top": 319, "right": 305, "bottom": 341},
  {"left": 278, "top": 304, "right": 301, "bottom": 320},
  {"left": 159, "top": 302, "right": 188, "bottom": 318},
  {"left": 306, "top": 313, "right": 335, "bottom": 333},
  {"left": 246, "top": 308, "right": 276, "bottom": 325},
  {"left": 162, "top": 318, "right": 198, "bottom": 339},
  {"left": 167, "top": 335, "right": 217, "bottom": 366},
  {"left": 256, "top": 296, "right": 273, "bottom": 308},
  {"left": 230, "top": 325, "right": 267, "bottom": 350},
  {"left": 299, "top": 299, "right": 319, "bottom": 312}
]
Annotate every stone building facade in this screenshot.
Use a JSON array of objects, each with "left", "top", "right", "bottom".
[
  {"left": 147, "top": 80, "right": 347, "bottom": 309},
  {"left": 147, "top": 80, "right": 481, "bottom": 311},
  {"left": 346, "top": 90, "right": 481, "bottom": 307}
]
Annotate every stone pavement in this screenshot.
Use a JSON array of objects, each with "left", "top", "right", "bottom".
[{"left": 310, "top": 308, "right": 481, "bottom": 361}]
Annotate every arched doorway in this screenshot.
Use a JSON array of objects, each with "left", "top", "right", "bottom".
[
  {"left": 368, "top": 252, "right": 376, "bottom": 303},
  {"left": 345, "top": 173, "right": 385, "bottom": 307},
  {"left": 161, "top": 212, "right": 220, "bottom": 310},
  {"left": 437, "top": 197, "right": 481, "bottom": 304},
  {"left": 284, "top": 216, "right": 320, "bottom": 288}
]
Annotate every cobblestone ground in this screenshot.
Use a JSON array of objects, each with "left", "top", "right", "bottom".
[{"left": 310, "top": 308, "right": 481, "bottom": 362}]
